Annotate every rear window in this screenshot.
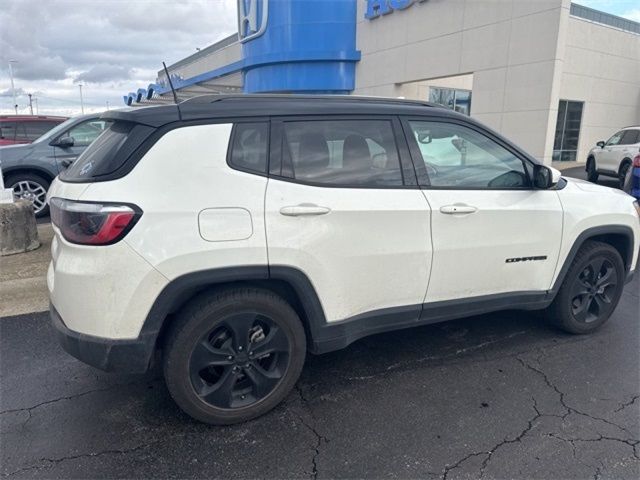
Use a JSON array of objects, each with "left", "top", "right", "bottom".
[{"left": 60, "top": 121, "right": 155, "bottom": 182}]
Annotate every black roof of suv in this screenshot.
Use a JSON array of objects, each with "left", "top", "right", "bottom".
[
  {"left": 102, "top": 94, "right": 452, "bottom": 128},
  {"left": 71, "top": 94, "right": 542, "bottom": 185}
]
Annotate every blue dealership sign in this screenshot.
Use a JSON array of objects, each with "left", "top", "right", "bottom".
[
  {"left": 240, "top": 0, "right": 360, "bottom": 93},
  {"left": 365, "top": 0, "right": 427, "bottom": 20}
]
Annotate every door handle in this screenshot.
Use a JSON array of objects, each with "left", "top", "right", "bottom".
[
  {"left": 279, "top": 204, "right": 331, "bottom": 217},
  {"left": 440, "top": 204, "right": 477, "bottom": 215}
]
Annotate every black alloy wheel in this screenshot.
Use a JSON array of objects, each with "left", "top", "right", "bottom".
[
  {"left": 189, "top": 313, "right": 290, "bottom": 409},
  {"left": 569, "top": 258, "right": 618, "bottom": 324},
  {"left": 546, "top": 240, "right": 624, "bottom": 334},
  {"left": 163, "top": 288, "right": 306, "bottom": 425}
]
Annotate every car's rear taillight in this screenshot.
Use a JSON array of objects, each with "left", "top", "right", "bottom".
[
  {"left": 632, "top": 154, "right": 640, "bottom": 168},
  {"left": 49, "top": 198, "right": 141, "bottom": 245}
]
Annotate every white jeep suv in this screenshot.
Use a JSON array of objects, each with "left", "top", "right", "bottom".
[
  {"left": 47, "top": 95, "right": 639, "bottom": 424},
  {"left": 586, "top": 126, "right": 640, "bottom": 186}
]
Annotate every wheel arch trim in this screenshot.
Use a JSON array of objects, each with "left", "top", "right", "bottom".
[
  {"left": 618, "top": 158, "right": 633, "bottom": 175},
  {"left": 551, "top": 225, "right": 635, "bottom": 295},
  {"left": 2, "top": 166, "right": 56, "bottom": 183},
  {"left": 140, "top": 265, "right": 328, "bottom": 347}
]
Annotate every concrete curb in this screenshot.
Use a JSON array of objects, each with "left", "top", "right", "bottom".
[{"left": 0, "top": 200, "right": 40, "bottom": 256}]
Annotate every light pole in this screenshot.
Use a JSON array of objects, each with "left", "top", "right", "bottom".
[
  {"left": 8, "top": 60, "right": 18, "bottom": 114},
  {"left": 78, "top": 83, "right": 84, "bottom": 114},
  {"left": 106, "top": 100, "right": 110, "bottom": 111},
  {"left": 28, "top": 93, "right": 33, "bottom": 115}
]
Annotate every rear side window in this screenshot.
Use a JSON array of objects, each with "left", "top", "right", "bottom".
[
  {"left": 0, "top": 122, "right": 17, "bottom": 141},
  {"left": 60, "top": 121, "right": 155, "bottom": 181},
  {"left": 620, "top": 129, "right": 640, "bottom": 145},
  {"left": 280, "top": 120, "right": 403, "bottom": 187},
  {"left": 13, "top": 123, "right": 29, "bottom": 142},
  {"left": 24, "top": 121, "right": 60, "bottom": 141},
  {"left": 228, "top": 122, "right": 269, "bottom": 174}
]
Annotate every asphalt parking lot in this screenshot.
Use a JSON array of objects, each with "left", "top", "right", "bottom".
[{"left": 1, "top": 165, "right": 638, "bottom": 479}]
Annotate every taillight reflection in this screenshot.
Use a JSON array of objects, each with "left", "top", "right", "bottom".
[{"left": 49, "top": 198, "right": 141, "bottom": 245}]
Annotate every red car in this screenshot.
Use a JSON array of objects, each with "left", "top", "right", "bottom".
[{"left": 0, "top": 115, "right": 68, "bottom": 146}]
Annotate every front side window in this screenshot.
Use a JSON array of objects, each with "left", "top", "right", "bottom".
[
  {"left": 605, "top": 130, "right": 624, "bottom": 147},
  {"left": 281, "top": 120, "right": 403, "bottom": 187},
  {"left": 229, "top": 122, "right": 269, "bottom": 174},
  {"left": 408, "top": 120, "right": 530, "bottom": 189},
  {"left": 65, "top": 120, "right": 110, "bottom": 147}
]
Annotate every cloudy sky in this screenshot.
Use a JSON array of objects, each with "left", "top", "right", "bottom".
[
  {"left": 0, "top": 0, "right": 237, "bottom": 115},
  {"left": 1, "top": 0, "right": 638, "bottom": 116}
]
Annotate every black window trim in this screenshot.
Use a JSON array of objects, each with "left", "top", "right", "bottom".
[
  {"left": 400, "top": 115, "right": 539, "bottom": 191},
  {"left": 267, "top": 114, "right": 419, "bottom": 190}
]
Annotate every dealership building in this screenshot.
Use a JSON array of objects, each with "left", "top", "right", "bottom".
[{"left": 123, "top": 0, "right": 640, "bottom": 165}]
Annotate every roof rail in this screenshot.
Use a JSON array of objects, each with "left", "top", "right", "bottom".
[{"left": 179, "top": 93, "right": 441, "bottom": 109}]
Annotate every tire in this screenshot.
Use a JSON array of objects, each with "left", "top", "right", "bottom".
[
  {"left": 546, "top": 241, "right": 625, "bottom": 334},
  {"left": 586, "top": 158, "right": 599, "bottom": 183},
  {"left": 163, "top": 288, "right": 307, "bottom": 425},
  {"left": 5, "top": 173, "right": 51, "bottom": 217},
  {"left": 618, "top": 160, "right": 631, "bottom": 189}
]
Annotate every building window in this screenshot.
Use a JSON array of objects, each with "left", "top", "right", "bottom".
[
  {"left": 429, "top": 87, "right": 472, "bottom": 116},
  {"left": 553, "top": 100, "right": 584, "bottom": 162}
]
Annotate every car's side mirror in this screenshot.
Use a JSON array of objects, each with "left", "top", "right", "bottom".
[
  {"left": 597, "top": 141, "right": 605, "bottom": 148},
  {"left": 533, "top": 165, "right": 560, "bottom": 189},
  {"left": 52, "top": 136, "right": 74, "bottom": 148}
]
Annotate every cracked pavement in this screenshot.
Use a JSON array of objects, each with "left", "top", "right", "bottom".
[{"left": 1, "top": 273, "right": 638, "bottom": 479}]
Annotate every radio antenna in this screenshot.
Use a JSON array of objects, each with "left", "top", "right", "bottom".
[
  {"left": 162, "top": 62, "right": 179, "bottom": 105},
  {"left": 162, "top": 61, "right": 182, "bottom": 120}
]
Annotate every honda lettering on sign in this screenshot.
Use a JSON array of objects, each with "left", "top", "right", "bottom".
[
  {"left": 238, "top": 0, "right": 268, "bottom": 42},
  {"left": 365, "top": 0, "right": 428, "bottom": 20}
]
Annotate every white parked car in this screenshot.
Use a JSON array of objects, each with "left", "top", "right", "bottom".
[
  {"left": 46, "top": 95, "right": 639, "bottom": 425},
  {"left": 586, "top": 126, "right": 640, "bottom": 186}
]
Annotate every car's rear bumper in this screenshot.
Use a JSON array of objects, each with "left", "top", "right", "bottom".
[{"left": 50, "top": 303, "right": 155, "bottom": 373}]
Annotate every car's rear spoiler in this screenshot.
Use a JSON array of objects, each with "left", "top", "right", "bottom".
[{"left": 99, "top": 105, "right": 181, "bottom": 128}]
